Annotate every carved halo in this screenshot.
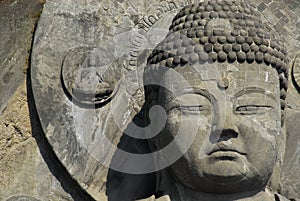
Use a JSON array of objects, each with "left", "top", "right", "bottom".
[
  {"left": 292, "top": 54, "right": 300, "bottom": 93},
  {"left": 61, "top": 46, "right": 118, "bottom": 105}
]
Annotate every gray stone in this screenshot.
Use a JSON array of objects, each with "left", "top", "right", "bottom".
[
  {"left": 281, "top": 54, "right": 300, "bottom": 201},
  {"left": 142, "top": 2, "right": 293, "bottom": 200},
  {"left": 291, "top": 54, "right": 300, "bottom": 92},
  {"left": 0, "top": 0, "right": 43, "bottom": 113},
  {"left": 263, "top": 0, "right": 272, "bottom": 5},
  {"left": 31, "top": 0, "right": 180, "bottom": 200},
  {"left": 257, "top": 2, "right": 267, "bottom": 11},
  {"left": 0, "top": 82, "right": 77, "bottom": 200},
  {"left": 282, "top": 110, "right": 300, "bottom": 200},
  {"left": 5, "top": 195, "right": 41, "bottom": 201},
  {"left": 0, "top": 0, "right": 296, "bottom": 200},
  {"left": 0, "top": 0, "right": 77, "bottom": 200},
  {"left": 274, "top": 9, "right": 284, "bottom": 19}
]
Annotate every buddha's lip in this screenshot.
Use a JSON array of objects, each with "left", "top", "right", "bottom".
[{"left": 208, "top": 144, "right": 246, "bottom": 156}]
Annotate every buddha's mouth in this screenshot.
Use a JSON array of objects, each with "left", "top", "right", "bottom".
[
  {"left": 209, "top": 151, "right": 246, "bottom": 161},
  {"left": 208, "top": 144, "right": 246, "bottom": 158}
]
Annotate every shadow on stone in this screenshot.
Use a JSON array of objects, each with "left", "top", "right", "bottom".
[
  {"left": 106, "top": 112, "right": 156, "bottom": 201},
  {"left": 291, "top": 62, "right": 300, "bottom": 93},
  {"left": 27, "top": 65, "right": 96, "bottom": 201}
]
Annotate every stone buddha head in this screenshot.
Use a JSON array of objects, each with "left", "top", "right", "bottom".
[{"left": 143, "top": 0, "right": 289, "bottom": 196}]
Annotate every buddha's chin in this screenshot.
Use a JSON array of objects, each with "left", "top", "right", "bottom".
[
  {"left": 197, "top": 160, "right": 255, "bottom": 193},
  {"left": 199, "top": 171, "right": 253, "bottom": 194},
  {"left": 203, "top": 170, "right": 247, "bottom": 185},
  {"left": 205, "top": 160, "right": 248, "bottom": 181}
]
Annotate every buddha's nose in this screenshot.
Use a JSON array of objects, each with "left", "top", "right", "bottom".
[
  {"left": 211, "top": 104, "right": 239, "bottom": 142},
  {"left": 218, "top": 129, "right": 238, "bottom": 142}
]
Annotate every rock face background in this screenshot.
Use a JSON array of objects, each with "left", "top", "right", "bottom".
[
  {"left": 0, "top": 0, "right": 93, "bottom": 200},
  {"left": 0, "top": 0, "right": 299, "bottom": 200}
]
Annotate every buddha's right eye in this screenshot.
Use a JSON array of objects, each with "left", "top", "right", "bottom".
[
  {"left": 235, "top": 105, "right": 273, "bottom": 115},
  {"left": 167, "top": 105, "right": 211, "bottom": 116},
  {"left": 178, "top": 105, "right": 210, "bottom": 114},
  {"left": 166, "top": 93, "right": 211, "bottom": 115},
  {"left": 233, "top": 91, "right": 277, "bottom": 115}
]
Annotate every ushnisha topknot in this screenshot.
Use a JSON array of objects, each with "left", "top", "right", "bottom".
[{"left": 144, "top": 0, "right": 289, "bottom": 109}]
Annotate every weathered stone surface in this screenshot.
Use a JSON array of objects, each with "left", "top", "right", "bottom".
[
  {"left": 282, "top": 53, "right": 300, "bottom": 200},
  {"left": 0, "top": 0, "right": 44, "bottom": 113},
  {"left": 249, "top": 0, "right": 300, "bottom": 56},
  {"left": 141, "top": 2, "right": 294, "bottom": 200},
  {"left": 282, "top": 110, "right": 300, "bottom": 199},
  {"left": 5, "top": 195, "right": 41, "bottom": 201},
  {"left": 31, "top": 0, "right": 182, "bottom": 200},
  {"left": 30, "top": 0, "right": 299, "bottom": 200},
  {"left": 0, "top": 82, "right": 73, "bottom": 201},
  {"left": 0, "top": 1, "right": 94, "bottom": 200},
  {"left": 0, "top": 0, "right": 298, "bottom": 200}
]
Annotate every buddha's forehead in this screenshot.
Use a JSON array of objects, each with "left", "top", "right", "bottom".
[{"left": 161, "top": 62, "right": 279, "bottom": 97}]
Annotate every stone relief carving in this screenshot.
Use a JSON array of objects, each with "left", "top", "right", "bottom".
[
  {"left": 61, "top": 46, "right": 121, "bottom": 105},
  {"left": 27, "top": 0, "right": 299, "bottom": 200},
  {"left": 139, "top": 1, "right": 290, "bottom": 200}
]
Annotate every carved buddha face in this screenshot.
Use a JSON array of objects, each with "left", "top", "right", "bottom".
[{"left": 156, "top": 62, "right": 281, "bottom": 193}]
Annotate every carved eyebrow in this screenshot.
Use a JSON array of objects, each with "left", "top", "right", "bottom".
[
  {"left": 183, "top": 87, "right": 210, "bottom": 97},
  {"left": 171, "top": 87, "right": 216, "bottom": 104},
  {"left": 164, "top": 89, "right": 215, "bottom": 112},
  {"left": 234, "top": 87, "right": 276, "bottom": 100}
]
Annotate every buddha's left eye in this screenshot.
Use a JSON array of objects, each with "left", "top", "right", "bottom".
[
  {"left": 235, "top": 105, "right": 273, "bottom": 115},
  {"left": 166, "top": 93, "right": 211, "bottom": 114},
  {"left": 179, "top": 105, "right": 210, "bottom": 113}
]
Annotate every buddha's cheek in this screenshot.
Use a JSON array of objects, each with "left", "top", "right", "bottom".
[
  {"left": 166, "top": 112, "right": 212, "bottom": 167},
  {"left": 160, "top": 110, "right": 181, "bottom": 147},
  {"left": 164, "top": 109, "right": 211, "bottom": 147},
  {"left": 238, "top": 115, "right": 280, "bottom": 179}
]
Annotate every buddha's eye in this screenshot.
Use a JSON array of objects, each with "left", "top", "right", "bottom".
[
  {"left": 235, "top": 105, "right": 273, "bottom": 115},
  {"left": 165, "top": 93, "right": 212, "bottom": 115},
  {"left": 167, "top": 104, "right": 211, "bottom": 116},
  {"left": 178, "top": 105, "right": 210, "bottom": 114}
]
